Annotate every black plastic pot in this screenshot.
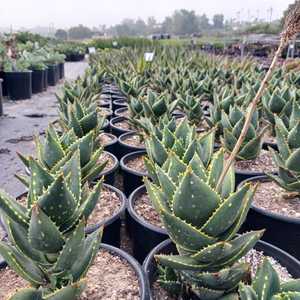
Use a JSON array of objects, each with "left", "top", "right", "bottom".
[
  {"left": 98, "top": 98, "right": 112, "bottom": 109},
  {"left": 102, "top": 119, "right": 110, "bottom": 134},
  {"left": 120, "top": 150, "right": 148, "bottom": 197},
  {"left": 58, "top": 63, "right": 65, "bottom": 79},
  {"left": 112, "top": 99, "right": 128, "bottom": 112},
  {"left": 0, "top": 71, "right": 7, "bottom": 96},
  {"left": 100, "top": 133, "right": 118, "bottom": 156},
  {"left": 110, "top": 116, "right": 134, "bottom": 137},
  {"left": 43, "top": 68, "right": 48, "bottom": 91},
  {"left": 127, "top": 185, "right": 168, "bottom": 263},
  {"left": 117, "top": 132, "right": 146, "bottom": 160},
  {"left": 0, "top": 79, "right": 3, "bottom": 116},
  {"left": 0, "top": 243, "right": 150, "bottom": 300},
  {"left": 100, "top": 108, "right": 113, "bottom": 121},
  {"left": 31, "top": 69, "right": 44, "bottom": 94},
  {"left": 143, "top": 239, "right": 300, "bottom": 299},
  {"left": 5, "top": 71, "right": 32, "bottom": 100},
  {"left": 47, "top": 64, "right": 59, "bottom": 86},
  {"left": 65, "top": 53, "right": 85, "bottom": 62},
  {"left": 97, "top": 151, "right": 119, "bottom": 186},
  {"left": 86, "top": 184, "right": 126, "bottom": 247},
  {"left": 114, "top": 107, "right": 128, "bottom": 118},
  {"left": 239, "top": 176, "right": 300, "bottom": 260}
]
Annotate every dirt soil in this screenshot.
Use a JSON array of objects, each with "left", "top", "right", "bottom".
[{"left": 0, "top": 62, "right": 88, "bottom": 197}]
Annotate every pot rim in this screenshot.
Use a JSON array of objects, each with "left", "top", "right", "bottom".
[
  {"left": 118, "top": 132, "right": 146, "bottom": 150},
  {"left": 99, "top": 132, "right": 118, "bottom": 147},
  {"left": 120, "top": 150, "right": 148, "bottom": 177},
  {"left": 238, "top": 175, "right": 300, "bottom": 225},
  {"left": 128, "top": 185, "right": 168, "bottom": 235},
  {"left": 109, "top": 116, "right": 135, "bottom": 134},
  {"left": 99, "top": 151, "right": 119, "bottom": 177}
]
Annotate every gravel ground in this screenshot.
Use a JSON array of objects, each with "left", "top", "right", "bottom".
[{"left": 0, "top": 61, "right": 88, "bottom": 197}]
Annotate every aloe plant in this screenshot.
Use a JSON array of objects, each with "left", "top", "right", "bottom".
[
  {"left": 221, "top": 105, "right": 268, "bottom": 161},
  {"left": 144, "top": 148, "right": 263, "bottom": 299},
  {"left": 0, "top": 151, "right": 103, "bottom": 299},
  {"left": 267, "top": 101, "right": 300, "bottom": 195},
  {"left": 17, "top": 125, "right": 107, "bottom": 184},
  {"left": 238, "top": 259, "right": 300, "bottom": 300}
]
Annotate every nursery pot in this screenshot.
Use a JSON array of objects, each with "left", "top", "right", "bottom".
[
  {"left": 100, "top": 133, "right": 118, "bottom": 156},
  {"left": 114, "top": 107, "right": 128, "bottom": 118},
  {"left": 95, "top": 151, "right": 119, "bottom": 186},
  {"left": 43, "top": 67, "right": 48, "bottom": 91},
  {"left": 102, "top": 118, "right": 110, "bottom": 134},
  {"left": 58, "top": 62, "right": 65, "bottom": 79},
  {"left": 112, "top": 99, "right": 128, "bottom": 112},
  {"left": 86, "top": 184, "right": 126, "bottom": 247},
  {"left": 110, "top": 116, "right": 134, "bottom": 137},
  {"left": 31, "top": 69, "right": 44, "bottom": 94},
  {"left": 127, "top": 185, "right": 168, "bottom": 263},
  {"left": 117, "top": 132, "right": 146, "bottom": 160},
  {"left": 0, "top": 71, "right": 7, "bottom": 96},
  {"left": 0, "top": 79, "right": 3, "bottom": 116},
  {"left": 143, "top": 239, "right": 300, "bottom": 299},
  {"left": 47, "top": 64, "right": 59, "bottom": 86},
  {"left": 0, "top": 243, "right": 150, "bottom": 300},
  {"left": 5, "top": 71, "right": 32, "bottom": 100},
  {"left": 120, "top": 150, "right": 148, "bottom": 197},
  {"left": 238, "top": 175, "right": 300, "bottom": 260}
]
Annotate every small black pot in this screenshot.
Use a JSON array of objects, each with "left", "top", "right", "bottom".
[
  {"left": 127, "top": 185, "right": 168, "bottom": 263},
  {"left": 110, "top": 116, "right": 134, "bottom": 137},
  {"left": 117, "top": 132, "right": 146, "bottom": 160},
  {"left": 98, "top": 98, "right": 112, "bottom": 109},
  {"left": 0, "top": 243, "right": 151, "bottom": 300},
  {"left": 97, "top": 151, "right": 119, "bottom": 186},
  {"left": 86, "top": 184, "right": 126, "bottom": 247},
  {"left": 239, "top": 176, "right": 300, "bottom": 260},
  {"left": 0, "top": 79, "right": 3, "bottom": 116},
  {"left": 120, "top": 150, "right": 148, "bottom": 197},
  {"left": 100, "top": 133, "right": 118, "bottom": 156},
  {"left": 47, "top": 64, "right": 59, "bottom": 86},
  {"left": 0, "top": 71, "right": 7, "bottom": 96},
  {"left": 5, "top": 71, "right": 32, "bottom": 100},
  {"left": 143, "top": 239, "right": 300, "bottom": 299},
  {"left": 114, "top": 107, "right": 128, "bottom": 118},
  {"left": 100, "top": 108, "right": 113, "bottom": 121},
  {"left": 102, "top": 119, "right": 110, "bottom": 134},
  {"left": 31, "top": 69, "right": 44, "bottom": 94},
  {"left": 58, "top": 63, "right": 65, "bottom": 79},
  {"left": 43, "top": 68, "right": 48, "bottom": 91},
  {"left": 112, "top": 99, "right": 128, "bottom": 112}
]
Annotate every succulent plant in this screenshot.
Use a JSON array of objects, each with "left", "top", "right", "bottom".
[
  {"left": 221, "top": 105, "right": 268, "bottom": 161},
  {"left": 144, "top": 148, "right": 263, "bottom": 299},
  {"left": 238, "top": 258, "right": 300, "bottom": 299},
  {"left": 267, "top": 101, "right": 300, "bottom": 195},
  {"left": 17, "top": 125, "right": 107, "bottom": 184},
  {"left": 128, "top": 90, "right": 178, "bottom": 131},
  {"left": 58, "top": 97, "right": 105, "bottom": 138},
  {"left": 0, "top": 151, "right": 103, "bottom": 299},
  {"left": 144, "top": 118, "right": 215, "bottom": 182}
]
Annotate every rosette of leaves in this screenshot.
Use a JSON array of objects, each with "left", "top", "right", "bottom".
[
  {"left": 177, "top": 93, "right": 205, "bottom": 127},
  {"left": 58, "top": 98, "right": 105, "bottom": 138},
  {"left": 128, "top": 90, "right": 178, "bottom": 131},
  {"left": 262, "top": 87, "right": 294, "bottom": 130},
  {"left": 144, "top": 148, "right": 263, "bottom": 299},
  {"left": 221, "top": 105, "right": 268, "bottom": 160},
  {"left": 267, "top": 101, "right": 300, "bottom": 195},
  {"left": 0, "top": 151, "right": 103, "bottom": 299},
  {"left": 117, "top": 75, "right": 147, "bottom": 98},
  {"left": 238, "top": 258, "right": 300, "bottom": 299},
  {"left": 144, "top": 118, "right": 215, "bottom": 182},
  {"left": 18, "top": 125, "right": 107, "bottom": 184}
]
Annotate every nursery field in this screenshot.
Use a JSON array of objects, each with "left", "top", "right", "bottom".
[{"left": 1, "top": 33, "right": 300, "bottom": 299}]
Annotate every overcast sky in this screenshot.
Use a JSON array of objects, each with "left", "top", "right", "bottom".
[{"left": 0, "top": 0, "right": 295, "bottom": 29}]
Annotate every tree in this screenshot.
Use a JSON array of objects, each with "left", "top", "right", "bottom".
[
  {"left": 147, "top": 17, "right": 158, "bottom": 34},
  {"left": 213, "top": 14, "right": 224, "bottom": 29},
  {"left": 55, "top": 29, "right": 68, "bottom": 40},
  {"left": 68, "top": 25, "right": 93, "bottom": 40},
  {"left": 170, "top": 9, "right": 199, "bottom": 35},
  {"left": 198, "top": 14, "right": 210, "bottom": 31}
]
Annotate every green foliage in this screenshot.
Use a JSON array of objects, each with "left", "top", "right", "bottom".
[
  {"left": 89, "top": 37, "right": 155, "bottom": 49},
  {"left": 0, "top": 151, "right": 103, "bottom": 299}
]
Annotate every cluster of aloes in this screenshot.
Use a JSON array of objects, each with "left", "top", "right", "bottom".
[
  {"left": 0, "top": 74, "right": 109, "bottom": 299},
  {"left": 143, "top": 118, "right": 300, "bottom": 299}
]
